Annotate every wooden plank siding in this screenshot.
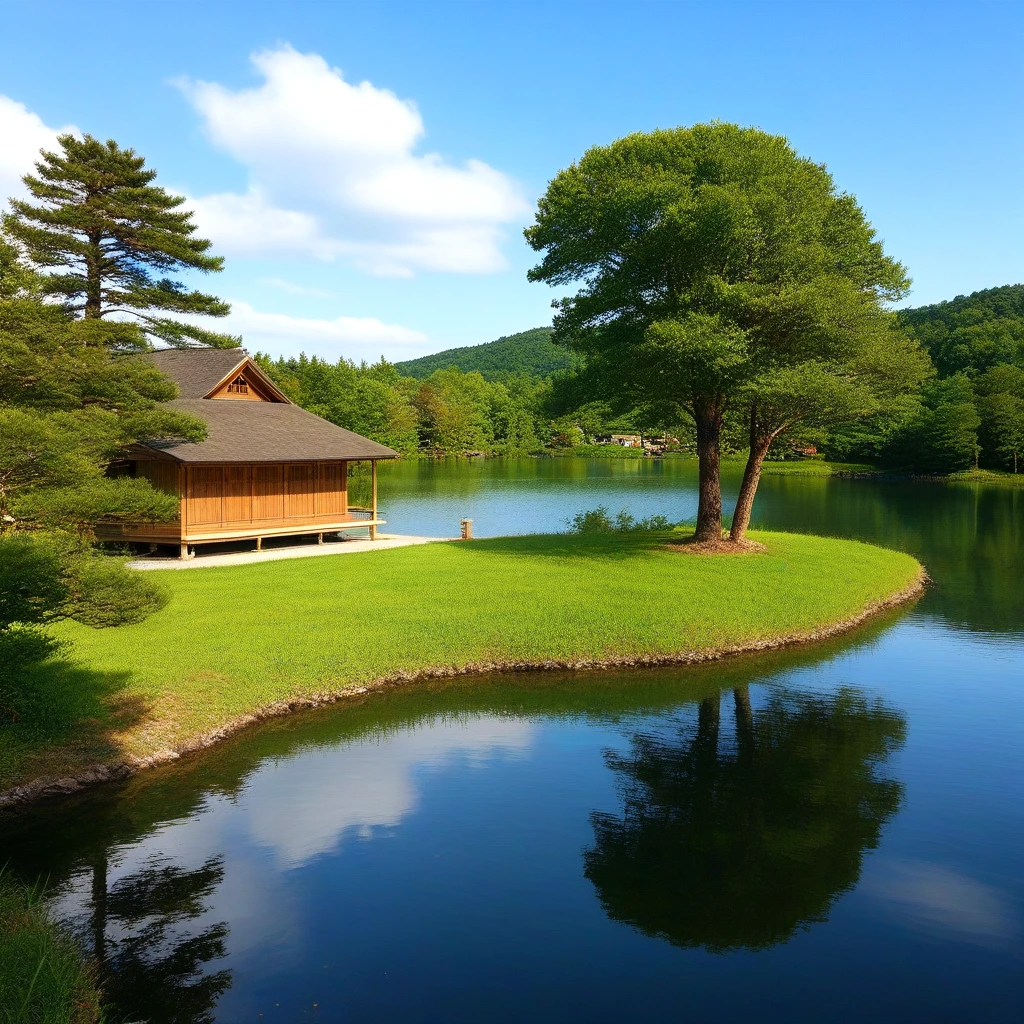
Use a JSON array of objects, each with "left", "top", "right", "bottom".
[
  {"left": 253, "top": 465, "right": 284, "bottom": 520},
  {"left": 186, "top": 461, "right": 349, "bottom": 536},
  {"left": 96, "top": 459, "right": 363, "bottom": 545}
]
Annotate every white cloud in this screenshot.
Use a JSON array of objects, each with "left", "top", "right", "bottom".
[
  {"left": 864, "top": 859, "right": 1020, "bottom": 948},
  {"left": 0, "top": 96, "right": 77, "bottom": 209},
  {"left": 178, "top": 46, "right": 529, "bottom": 275},
  {"left": 241, "top": 716, "right": 534, "bottom": 869},
  {"left": 219, "top": 299, "right": 430, "bottom": 361}
]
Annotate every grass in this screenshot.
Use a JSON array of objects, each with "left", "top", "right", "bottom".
[
  {"left": 0, "top": 872, "right": 101, "bottom": 1024},
  {"left": 945, "top": 468, "right": 1024, "bottom": 487},
  {"left": 0, "top": 530, "right": 922, "bottom": 793},
  {"left": 755, "top": 460, "right": 876, "bottom": 476}
]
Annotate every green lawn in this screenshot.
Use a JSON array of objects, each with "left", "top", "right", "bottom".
[{"left": 1, "top": 530, "right": 922, "bottom": 792}]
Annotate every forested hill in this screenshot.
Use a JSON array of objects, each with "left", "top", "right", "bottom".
[
  {"left": 395, "top": 327, "right": 576, "bottom": 379},
  {"left": 898, "top": 284, "right": 1024, "bottom": 377}
]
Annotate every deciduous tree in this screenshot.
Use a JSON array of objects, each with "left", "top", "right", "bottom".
[{"left": 526, "top": 124, "right": 909, "bottom": 542}]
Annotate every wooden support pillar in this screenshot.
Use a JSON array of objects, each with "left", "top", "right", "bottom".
[
  {"left": 255, "top": 536, "right": 262, "bottom": 552},
  {"left": 370, "top": 459, "right": 378, "bottom": 540},
  {"left": 318, "top": 532, "right": 324, "bottom": 545},
  {"left": 179, "top": 543, "right": 192, "bottom": 560}
]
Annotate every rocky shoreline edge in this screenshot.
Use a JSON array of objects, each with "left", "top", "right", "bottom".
[{"left": 0, "top": 568, "right": 928, "bottom": 811}]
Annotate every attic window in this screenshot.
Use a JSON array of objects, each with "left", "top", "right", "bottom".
[{"left": 226, "top": 375, "right": 249, "bottom": 394}]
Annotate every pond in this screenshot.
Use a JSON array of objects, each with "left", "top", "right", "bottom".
[{"left": 3, "top": 460, "right": 1022, "bottom": 1022}]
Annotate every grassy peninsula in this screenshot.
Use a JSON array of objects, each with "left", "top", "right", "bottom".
[{"left": 1, "top": 531, "right": 923, "bottom": 799}]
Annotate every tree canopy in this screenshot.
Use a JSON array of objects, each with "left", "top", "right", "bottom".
[
  {"left": 526, "top": 123, "right": 917, "bottom": 540},
  {"left": 3, "top": 134, "right": 236, "bottom": 349}
]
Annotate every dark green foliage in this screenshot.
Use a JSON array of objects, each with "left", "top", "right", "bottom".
[
  {"left": 567, "top": 506, "right": 673, "bottom": 533},
  {"left": 259, "top": 353, "right": 556, "bottom": 457},
  {"left": 3, "top": 133, "right": 236, "bottom": 349},
  {"left": 884, "top": 374, "right": 981, "bottom": 473},
  {"left": 394, "top": 327, "right": 575, "bottom": 380},
  {"left": 976, "top": 364, "right": 1024, "bottom": 472},
  {"left": 898, "top": 283, "right": 1024, "bottom": 377},
  {"left": 0, "top": 240, "right": 205, "bottom": 530},
  {"left": 0, "top": 533, "right": 68, "bottom": 630}
]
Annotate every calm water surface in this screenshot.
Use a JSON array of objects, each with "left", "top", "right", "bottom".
[{"left": 3, "top": 459, "right": 1022, "bottom": 1022}]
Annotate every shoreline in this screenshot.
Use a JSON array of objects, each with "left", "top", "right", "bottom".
[{"left": 0, "top": 566, "right": 927, "bottom": 812}]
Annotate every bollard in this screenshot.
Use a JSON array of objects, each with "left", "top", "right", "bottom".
[{"left": 461, "top": 518, "right": 473, "bottom": 540}]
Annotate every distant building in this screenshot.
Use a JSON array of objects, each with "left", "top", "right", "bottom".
[{"left": 610, "top": 434, "right": 643, "bottom": 448}]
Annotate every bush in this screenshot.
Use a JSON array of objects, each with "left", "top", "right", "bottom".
[
  {"left": 64, "top": 555, "right": 167, "bottom": 628},
  {"left": 567, "top": 506, "right": 673, "bottom": 534},
  {"left": 0, "top": 534, "right": 69, "bottom": 630}
]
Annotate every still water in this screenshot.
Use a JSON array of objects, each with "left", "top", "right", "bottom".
[{"left": 3, "top": 460, "right": 1022, "bottom": 1022}]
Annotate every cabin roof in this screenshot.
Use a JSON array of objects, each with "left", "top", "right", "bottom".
[
  {"left": 137, "top": 349, "right": 398, "bottom": 463},
  {"left": 141, "top": 399, "right": 399, "bottom": 462},
  {"left": 146, "top": 348, "right": 265, "bottom": 400}
]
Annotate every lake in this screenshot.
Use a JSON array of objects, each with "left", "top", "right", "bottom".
[{"left": 2, "top": 459, "right": 1022, "bottom": 1022}]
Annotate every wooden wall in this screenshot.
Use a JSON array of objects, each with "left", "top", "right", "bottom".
[{"left": 184, "top": 461, "right": 349, "bottom": 535}]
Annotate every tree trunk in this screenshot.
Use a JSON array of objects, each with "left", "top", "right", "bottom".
[
  {"left": 730, "top": 437, "right": 772, "bottom": 542},
  {"left": 85, "top": 230, "right": 102, "bottom": 319},
  {"left": 693, "top": 398, "right": 724, "bottom": 543}
]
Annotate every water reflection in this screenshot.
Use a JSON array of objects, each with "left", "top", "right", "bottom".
[
  {"left": 585, "top": 686, "right": 906, "bottom": 952},
  {"left": 90, "top": 853, "right": 230, "bottom": 1024}
]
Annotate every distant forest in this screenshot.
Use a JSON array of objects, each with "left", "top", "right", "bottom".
[
  {"left": 395, "top": 328, "right": 576, "bottom": 380},
  {"left": 259, "top": 284, "right": 1024, "bottom": 472}
]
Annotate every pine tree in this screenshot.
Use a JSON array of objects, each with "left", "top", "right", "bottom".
[{"left": 3, "top": 134, "right": 238, "bottom": 349}]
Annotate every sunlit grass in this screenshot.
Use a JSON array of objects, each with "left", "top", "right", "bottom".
[{"left": 1, "top": 530, "right": 921, "bottom": 790}]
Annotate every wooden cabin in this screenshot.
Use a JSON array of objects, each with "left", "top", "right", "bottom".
[{"left": 96, "top": 349, "right": 398, "bottom": 557}]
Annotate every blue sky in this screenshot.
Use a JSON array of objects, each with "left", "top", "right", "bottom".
[{"left": 2, "top": 0, "right": 1022, "bottom": 362}]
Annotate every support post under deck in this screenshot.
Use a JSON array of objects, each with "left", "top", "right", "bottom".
[{"left": 370, "top": 460, "right": 378, "bottom": 540}]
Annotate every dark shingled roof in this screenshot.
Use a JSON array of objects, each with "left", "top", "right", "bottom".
[
  {"left": 147, "top": 349, "right": 253, "bottom": 399},
  {"left": 143, "top": 400, "right": 398, "bottom": 462},
  {"left": 138, "top": 350, "right": 398, "bottom": 462}
]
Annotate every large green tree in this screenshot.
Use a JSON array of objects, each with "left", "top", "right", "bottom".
[
  {"left": 3, "top": 134, "right": 236, "bottom": 349},
  {"left": 526, "top": 124, "right": 911, "bottom": 542}
]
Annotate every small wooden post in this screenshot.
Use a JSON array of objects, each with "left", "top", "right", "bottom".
[
  {"left": 318, "top": 532, "right": 324, "bottom": 545},
  {"left": 255, "top": 536, "right": 262, "bottom": 552},
  {"left": 179, "top": 543, "right": 189, "bottom": 560},
  {"left": 370, "top": 460, "right": 378, "bottom": 540},
  {"left": 461, "top": 518, "right": 473, "bottom": 540}
]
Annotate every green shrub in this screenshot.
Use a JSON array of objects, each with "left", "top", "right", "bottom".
[{"left": 567, "top": 506, "right": 673, "bottom": 534}]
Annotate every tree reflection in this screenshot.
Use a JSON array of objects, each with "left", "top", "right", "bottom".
[
  {"left": 584, "top": 686, "right": 906, "bottom": 952},
  {"left": 90, "top": 854, "right": 231, "bottom": 1024}
]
